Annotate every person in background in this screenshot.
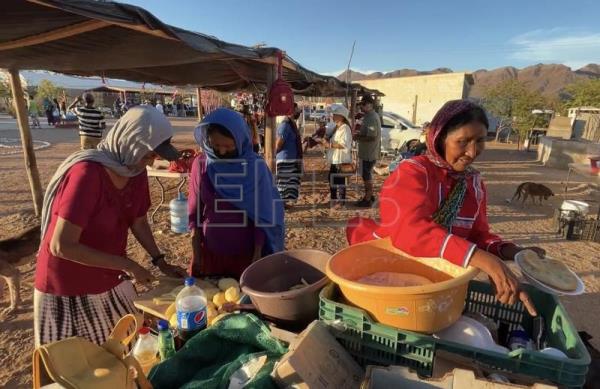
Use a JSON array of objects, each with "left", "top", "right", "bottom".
[
  {"left": 321, "top": 105, "right": 353, "bottom": 210},
  {"left": 34, "top": 106, "right": 185, "bottom": 347},
  {"left": 155, "top": 100, "right": 165, "bottom": 115},
  {"left": 68, "top": 93, "right": 106, "bottom": 150},
  {"left": 354, "top": 94, "right": 381, "bottom": 207},
  {"left": 28, "top": 95, "right": 41, "bottom": 129},
  {"left": 275, "top": 103, "right": 303, "bottom": 209},
  {"left": 302, "top": 118, "right": 327, "bottom": 152},
  {"left": 188, "top": 108, "right": 284, "bottom": 278},
  {"left": 43, "top": 97, "right": 55, "bottom": 126},
  {"left": 347, "top": 100, "right": 543, "bottom": 316},
  {"left": 52, "top": 98, "right": 61, "bottom": 125},
  {"left": 113, "top": 97, "right": 122, "bottom": 118},
  {"left": 242, "top": 108, "right": 260, "bottom": 153}
]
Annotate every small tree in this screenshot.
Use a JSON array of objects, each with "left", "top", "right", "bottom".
[
  {"left": 0, "top": 78, "right": 12, "bottom": 115},
  {"left": 482, "top": 80, "right": 547, "bottom": 146},
  {"left": 563, "top": 79, "right": 600, "bottom": 109},
  {"left": 34, "top": 79, "right": 65, "bottom": 109}
]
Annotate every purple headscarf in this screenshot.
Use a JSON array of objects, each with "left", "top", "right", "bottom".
[{"left": 425, "top": 99, "right": 481, "bottom": 177}]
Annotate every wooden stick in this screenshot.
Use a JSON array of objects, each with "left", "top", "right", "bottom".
[
  {"left": 196, "top": 87, "right": 203, "bottom": 121},
  {"left": 8, "top": 69, "right": 44, "bottom": 216},
  {"left": 264, "top": 65, "right": 277, "bottom": 172},
  {"left": 0, "top": 20, "right": 109, "bottom": 51},
  {"left": 26, "top": 0, "right": 178, "bottom": 42}
]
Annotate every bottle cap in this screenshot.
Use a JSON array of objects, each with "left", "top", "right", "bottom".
[
  {"left": 157, "top": 320, "right": 170, "bottom": 331},
  {"left": 138, "top": 327, "right": 150, "bottom": 335},
  {"left": 184, "top": 277, "right": 195, "bottom": 286}
]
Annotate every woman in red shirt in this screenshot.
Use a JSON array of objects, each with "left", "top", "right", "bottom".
[
  {"left": 348, "top": 100, "right": 543, "bottom": 316},
  {"left": 34, "top": 106, "right": 185, "bottom": 347}
]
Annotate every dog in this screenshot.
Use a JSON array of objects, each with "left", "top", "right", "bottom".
[
  {"left": 509, "top": 182, "right": 555, "bottom": 205},
  {"left": 0, "top": 224, "right": 40, "bottom": 316}
]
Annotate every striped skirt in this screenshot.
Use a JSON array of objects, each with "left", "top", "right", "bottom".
[
  {"left": 276, "top": 160, "right": 302, "bottom": 201},
  {"left": 33, "top": 281, "right": 139, "bottom": 347}
]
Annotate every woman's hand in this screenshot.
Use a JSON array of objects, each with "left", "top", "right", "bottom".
[
  {"left": 500, "top": 244, "right": 546, "bottom": 261},
  {"left": 470, "top": 249, "right": 537, "bottom": 316},
  {"left": 124, "top": 261, "right": 156, "bottom": 287}
]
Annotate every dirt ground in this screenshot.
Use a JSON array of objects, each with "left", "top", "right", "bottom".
[{"left": 0, "top": 115, "right": 599, "bottom": 388}]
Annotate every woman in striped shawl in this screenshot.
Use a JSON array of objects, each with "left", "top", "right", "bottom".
[
  {"left": 275, "top": 103, "right": 304, "bottom": 209},
  {"left": 33, "top": 106, "right": 185, "bottom": 347}
]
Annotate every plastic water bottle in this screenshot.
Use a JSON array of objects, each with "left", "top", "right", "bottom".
[
  {"left": 157, "top": 319, "right": 176, "bottom": 361},
  {"left": 170, "top": 192, "right": 189, "bottom": 233},
  {"left": 176, "top": 277, "right": 207, "bottom": 341},
  {"left": 132, "top": 327, "right": 159, "bottom": 375}
]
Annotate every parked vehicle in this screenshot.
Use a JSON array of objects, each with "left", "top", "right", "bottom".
[
  {"left": 381, "top": 111, "right": 423, "bottom": 154},
  {"left": 309, "top": 109, "right": 328, "bottom": 121}
]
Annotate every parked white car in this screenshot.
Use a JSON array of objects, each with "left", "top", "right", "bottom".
[{"left": 381, "top": 111, "right": 423, "bottom": 154}]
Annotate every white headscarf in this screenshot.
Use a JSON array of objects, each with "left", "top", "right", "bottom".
[{"left": 40, "top": 106, "right": 174, "bottom": 238}]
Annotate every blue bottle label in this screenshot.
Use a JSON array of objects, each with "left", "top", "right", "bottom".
[{"left": 177, "top": 308, "right": 207, "bottom": 330}]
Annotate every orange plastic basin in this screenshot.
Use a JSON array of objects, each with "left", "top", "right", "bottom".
[{"left": 326, "top": 238, "right": 479, "bottom": 333}]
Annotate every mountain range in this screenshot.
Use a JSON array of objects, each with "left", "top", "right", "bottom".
[{"left": 337, "top": 64, "right": 600, "bottom": 100}]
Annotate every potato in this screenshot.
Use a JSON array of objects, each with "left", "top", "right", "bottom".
[
  {"left": 206, "top": 304, "right": 217, "bottom": 322},
  {"left": 217, "top": 278, "right": 239, "bottom": 292},
  {"left": 224, "top": 286, "right": 240, "bottom": 302},
  {"left": 212, "top": 292, "right": 227, "bottom": 308},
  {"left": 203, "top": 288, "right": 220, "bottom": 301},
  {"left": 209, "top": 313, "right": 230, "bottom": 326}
]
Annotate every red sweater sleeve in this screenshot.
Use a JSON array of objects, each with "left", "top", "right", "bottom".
[
  {"left": 380, "top": 160, "right": 476, "bottom": 267},
  {"left": 468, "top": 181, "right": 516, "bottom": 257}
]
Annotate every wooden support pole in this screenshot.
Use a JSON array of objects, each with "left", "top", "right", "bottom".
[
  {"left": 350, "top": 89, "right": 358, "bottom": 129},
  {"left": 412, "top": 94, "right": 418, "bottom": 124},
  {"left": 264, "top": 65, "right": 277, "bottom": 172},
  {"left": 196, "top": 87, "right": 203, "bottom": 121},
  {"left": 8, "top": 69, "right": 43, "bottom": 216}
]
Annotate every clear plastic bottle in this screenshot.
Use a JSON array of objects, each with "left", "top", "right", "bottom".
[
  {"left": 176, "top": 277, "right": 207, "bottom": 341},
  {"left": 170, "top": 192, "right": 189, "bottom": 233},
  {"left": 132, "top": 327, "right": 159, "bottom": 375},
  {"left": 157, "top": 319, "right": 176, "bottom": 361}
]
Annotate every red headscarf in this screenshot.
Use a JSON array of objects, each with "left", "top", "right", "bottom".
[{"left": 425, "top": 99, "right": 480, "bottom": 177}]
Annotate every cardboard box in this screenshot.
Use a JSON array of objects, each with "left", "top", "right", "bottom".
[{"left": 273, "top": 321, "right": 364, "bottom": 389}]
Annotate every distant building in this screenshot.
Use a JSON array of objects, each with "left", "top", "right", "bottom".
[{"left": 357, "top": 72, "right": 474, "bottom": 126}]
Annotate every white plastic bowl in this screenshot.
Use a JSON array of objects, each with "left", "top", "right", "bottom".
[
  {"left": 560, "top": 200, "right": 589, "bottom": 216},
  {"left": 433, "top": 316, "right": 508, "bottom": 353}
]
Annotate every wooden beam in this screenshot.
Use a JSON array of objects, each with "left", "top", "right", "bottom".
[
  {"left": 25, "top": 0, "right": 178, "bottom": 42},
  {"left": 264, "top": 65, "right": 277, "bottom": 172},
  {"left": 256, "top": 56, "right": 298, "bottom": 72},
  {"left": 0, "top": 20, "right": 109, "bottom": 51},
  {"left": 8, "top": 69, "right": 44, "bottom": 216},
  {"left": 196, "top": 87, "right": 203, "bottom": 121},
  {"left": 107, "top": 21, "right": 179, "bottom": 42}
]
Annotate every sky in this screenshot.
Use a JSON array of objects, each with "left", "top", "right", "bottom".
[{"left": 123, "top": 0, "right": 600, "bottom": 76}]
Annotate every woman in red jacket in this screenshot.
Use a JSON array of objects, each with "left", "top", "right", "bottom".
[{"left": 347, "top": 100, "right": 543, "bottom": 316}]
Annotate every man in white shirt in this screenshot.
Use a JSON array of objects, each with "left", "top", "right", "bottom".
[{"left": 155, "top": 100, "right": 164, "bottom": 115}]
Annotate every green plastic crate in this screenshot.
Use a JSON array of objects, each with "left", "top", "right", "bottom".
[{"left": 319, "top": 280, "right": 591, "bottom": 388}]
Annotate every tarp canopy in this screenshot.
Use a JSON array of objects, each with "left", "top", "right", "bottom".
[{"left": 0, "top": 0, "right": 381, "bottom": 97}]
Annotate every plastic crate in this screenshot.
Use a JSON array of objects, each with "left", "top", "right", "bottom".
[{"left": 319, "top": 280, "right": 591, "bottom": 388}]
